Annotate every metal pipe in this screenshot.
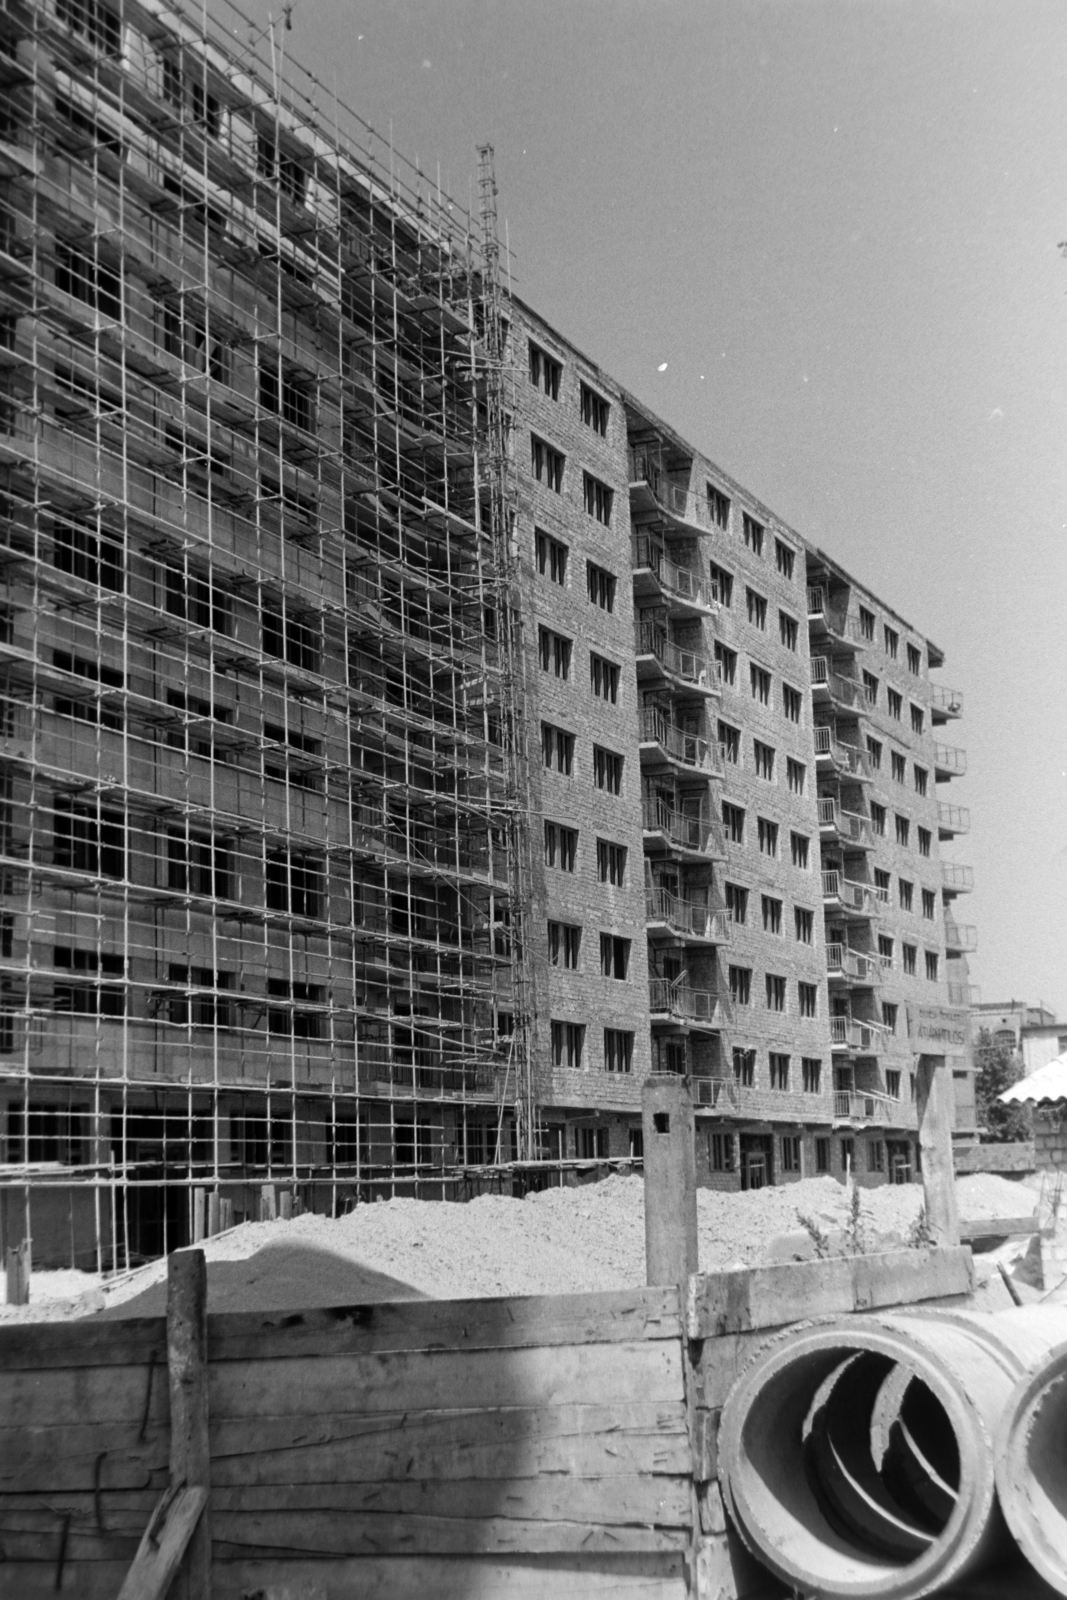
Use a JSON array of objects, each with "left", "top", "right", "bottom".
[{"left": 995, "top": 1335, "right": 1067, "bottom": 1595}]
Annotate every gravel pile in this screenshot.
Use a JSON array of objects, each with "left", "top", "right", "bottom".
[{"left": 0, "top": 1171, "right": 1034, "bottom": 1322}]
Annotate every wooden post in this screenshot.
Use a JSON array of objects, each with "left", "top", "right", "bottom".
[
  {"left": 207, "top": 1191, "right": 220, "bottom": 1239},
  {"left": 167, "top": 1250, "right": 211, "bottom": 1598},
  {"left": 5, "top": 1239, "right": 29, "bottom": 1306},
  {"left": 916, "top": 1055, "right": 960, "bottom": 1246},
  {"left": 192, "top": 1188, "right": 206, "bottom": 1244},
  {"left": 641, "top": 1076, "right": 697, "bottom": 1288},
  {"left": 260, "top": 1184, "right": 276, "bottom": 1222},
  {"left": 218, "top": 1198, "right": 233, "bottom": 1233},
  {"left": 279, "top": 1190, "right": 293, "bottom": 1221}
]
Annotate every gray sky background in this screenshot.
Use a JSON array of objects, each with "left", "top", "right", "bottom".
[{"left": 250, "top": 0, "right": 1067, "bottom": 1017}]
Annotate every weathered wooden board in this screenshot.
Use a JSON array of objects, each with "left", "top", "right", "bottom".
[
  {"left": 0, "top": 1286, "right": 681, "bottom": 1371},
  {"left": 0, "top": 1403, "right": 690, "bottom": 1493},
  {"left": 115, "top": 1484, "right": 207, "bottom": 1600},
  {"left": 686, "top": 1246, "right": 973, "bottom": 1339},
  {"left": 958, "top": 1216, "right": 1039, "bottom": 1241}
]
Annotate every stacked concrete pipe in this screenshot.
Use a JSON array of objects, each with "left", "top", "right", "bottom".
[
  {"left": 718, "top": 1307, "right": 1067, "bottom": 1600},
  {"left": 996, "top": 1333, "right": 1067, "bottom": 1595}
]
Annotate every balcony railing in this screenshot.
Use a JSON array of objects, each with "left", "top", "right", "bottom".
[
  {"left": 833, "top": 1089, "right": 914, "bottom": 1126},
  {"left": 822, "top": 871, "right": 881, "bottom": 917},
  {"left": 937, "top": 802, "right": 971, "bottom": 836},
  {"left": 640, "top": 707, "right": 716, "bottom": 773},
  {"left": 944, "top": 921, "right": 978, "bottom": 953},
  {"left": 934, "top": 742, "right": 967, "bottom": 778},
  {"left": 813, "top": 725, "right": 870, "bottom": 778},
  {"left": 629, "top": 452, "right": 710, "bottom": 529},
  {"left": 632, "top": 534, "right": 714, "bottom": 609},
  {"left": 948, "top": 982, "right": 981, "bottom": 1006},
  {"left": 642, "top": 795, "right": 722, "bottom": 856},
  {"left": 635, "top": 621, "right": 716, "bottom": 688},
  {"left": 931, "top": 685, "right": 964, "bottom": 719},
  {"left": 810, "top": 657, "right": 862, "bottom": 708},
  {"left": 830, "top": 1016, "right": 878, "bottom": 1051},
  {"left": 826, "top": 944, "right": 881, "bottom": 984},
  {"left": 646, "top": 887, "right": 730, "bottom": 943},
  {"left": 941, "top": 862, "right": 974, "bottom": 893},
  {"left": 807, "top": 589, "right": 864, "bottom": 643},
  {"left": 817, "top": 798, "right": 872, "bottom": 847},
  {"left": 648, "top": 978, "right": 728, "bottom": 1026}
]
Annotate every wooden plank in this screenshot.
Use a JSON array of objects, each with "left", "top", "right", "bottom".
[
  {"left": 0, "top": 1335, "right": 683, "bottom": 1427},
  {"left": 0, "top": 1562, "right": 132, "bottom": 1599},
  {"left": 916, "top": 1056, "right": 961, "bottom": 1246},
  {"left": 208, "top": 1340, "right": 686, "bottom": 1421},
  {"left": 212, "top": 1554, "right": 688, "bottom": 1600},
  {"left": 686, "top": 1247, "right": 974, "bottom": 1339},
  {"left": 642, "top": 1078, "right": 698, "bottom": 1290},
  {"left": 0, "top": 1286, "right": 681, "bottom": 1371},
  {"left": 116, "top": 1485, "right": 207, "bottom": 1600},
  {"left": 209, "top": 1509, "right": 691, "bottom": 1557},
  {"left": 166, "top": 1250, "right": 211, "bottom": 1600},
  {"left": 958, "top": 1216, "right": 1039, "bottom": 1241},
  {"left": 0, "top": 1472, "right": 691, "bottom": 1530},
  {"left": 0, "top": 1404, "right": 689, "bottom": 1493}
]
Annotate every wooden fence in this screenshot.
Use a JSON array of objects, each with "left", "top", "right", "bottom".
[{"left": 0, "top": 1243, "right": 974, "bottom": 1599}]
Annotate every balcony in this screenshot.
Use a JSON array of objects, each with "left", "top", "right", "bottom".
[
  {"left": 822, "top": 870, "right": 882, "bottom": 919},
  {"left": 635, "top": 621, "right": 719, "bottom": 694},
  {"left": 832, "top": 1089, "right": 917, "bottom": 1129},
  {"left": 830, "top": 1015, "right": 879, "bottom": 1052},
  {"left": 628, "top": 451, "right": 709, "bottom": 530},
  {"left": 944, "top": 920, "right": 978, "bottom": 955},
  {"left": 642, "top": 795, "right": 724, "bottom": 859},
  {"left": 818, "top": 797, "right": 873, "bottom": 850},
  {"left": 931, "top": 685, "right": 964, "bottom": 723},
  {"left": 948, "top": 981, "right": 981, "bottom": 1006},
  {"left": 937, "top": 802, "right": 971, "bottom": 839},
  {"left": 632, "top": 534, "right": 715, "bottom": 614},
  {"left": 689, "top": 1078, "right": 831, "bottom": 1119},
  {"left": 813, "top": 725, "right": 871, "bottom": 781},
  {"left": 640, "top": 707, "right": 719, "bottom": 777},
  {"left": 826, "top": 943, "right": 881, "bottom": 986},
  {"left": 810, "top": 656, "right": 863, "bottom": 711},
  {"left": 646, "top": 887, "right": 730, "bottom": 945},
  {"left": 941, "top": 862, "right": 974, "bottom": 896},
  {"left": 807, "top": 589, "right": 863, "bottom": 650},
  {"left": 934, "top": 742, "right": 967, "bottom": 780},
  {"left": 648, "top": 978, "right": 729, "bottom": 1031}
]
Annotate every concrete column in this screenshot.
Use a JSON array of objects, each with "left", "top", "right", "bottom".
[
  {"left": 915, "top": 1055, "right": 959, "bottom": 1246},
  {"left": 641, "top": 1076, "right": 698, "bottom": 1288}
]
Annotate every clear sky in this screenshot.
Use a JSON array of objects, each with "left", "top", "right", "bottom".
[{"left": 247, "top": 0, "right": 1067, "bottom": 1016}]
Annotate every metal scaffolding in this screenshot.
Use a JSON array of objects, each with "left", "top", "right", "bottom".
[{"left": 0, "top": 0, "right": 534, "bottom": 1266}]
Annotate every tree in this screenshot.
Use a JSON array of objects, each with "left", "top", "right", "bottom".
[{"left": 973, "top": 1028, "right": 1032, "bottom": 1142}]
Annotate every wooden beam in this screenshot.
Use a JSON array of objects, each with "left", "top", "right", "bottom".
[
  {"left": 641, "top": 1078, "right": 697, "bottom": 1290},
  {"left": 115, "top": 1485, "right": 207, "bottom": 1600},
  {"left": 167, "top": 1250, "right": 211, "bottom": 1599},
  {"left": 686, "top": 1245, "right": 974, "bottom": 1339},
  {"left": 916, "top": 1055, "right": 961, "bottom": 1246}
]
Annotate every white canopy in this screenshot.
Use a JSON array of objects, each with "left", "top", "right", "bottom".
[{"left": 999, "top": 1051, "right": 1067, "bottom": 1105}]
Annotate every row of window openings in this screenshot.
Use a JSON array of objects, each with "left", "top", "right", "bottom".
[
  {"left": 871, "top": 933, "right": 942, "bottom": 980},
  {"left": 541, "top": 726, "right": 624, "bottom": 793},
  {"left": 538, "top": 630, "right": 621, "bottom": 704},
  {"left": 728, "top": 1050, "right": 825, "bottom": 1094},
  {"left": 48, "top": 952, "right": 326, "bottom": 1032},
  {"left": 529, "top": 344, "right": 611, "bottom": 437},
  {"left": 543, "top": 826, "right": 627, "bottom": 886},
  {"left": 547, "top": 925, "right": 631, "bottom": 979},
  {"left": 715, "top": 651, "right": 804, "bottom": 723},
  {"left": 708, "top": 1128, "right": 905, "bottom": 1177},
  {"left": 718, "top": 728, "right": 807, "bottom": 790},
  {"left": 856, "top": 608, "right": 925, "bottom": 674},
  {"left": 860, "top": 672, "right": 926, "bottom": 730},
  {"left": 721, "top": 804, "right": 811, "bottom": 866},
  {"left": 531, "top": 440, "right": 614, "bottom": 526},
  {"left": 724, "top": 887, "right": 816, "bottom": 944},
  {"left": 869, "top": 806, "right": 933, "bottom": 856},
  {"left": 536, "top": 537, "right": 619, "bottom": 614},
  {"left": 865, "top": 739, "right": 930, "bottom": 794},
  {"left": 549, "top": 1022, "right": 634, "bottom": 1073},
  {"left": 727, "top": 969, "right": 820, "bottom": 1016}
]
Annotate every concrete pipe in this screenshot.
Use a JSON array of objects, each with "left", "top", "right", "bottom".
[
  {"left": 996, "top": 1335, "right": 1067, "bottom": 1594},
  {"left": 718, "top": 1309, "right": 1067, "bottom": 1600}
]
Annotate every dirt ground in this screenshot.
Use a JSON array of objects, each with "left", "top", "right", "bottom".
[{"left": 0, "top": 1170, "right": 1040, "bottom": 1322}]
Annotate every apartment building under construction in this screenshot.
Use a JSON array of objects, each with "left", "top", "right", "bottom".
[{"left": 0, "top": 0, "right": 976, "bottom": 1267}]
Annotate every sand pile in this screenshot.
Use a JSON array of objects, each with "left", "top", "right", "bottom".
[{"left": 0, "top": 1171, "right": 1034, "bottom": 1322}]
